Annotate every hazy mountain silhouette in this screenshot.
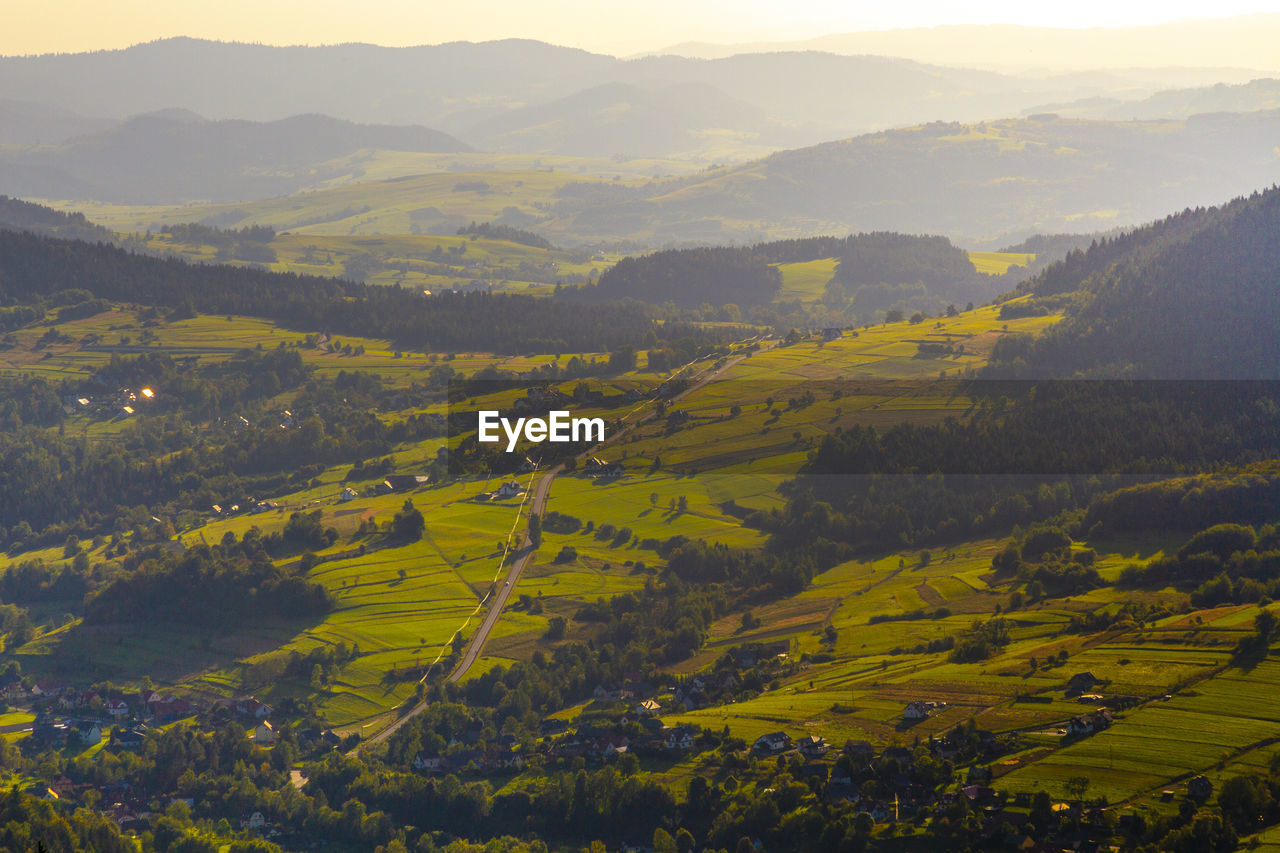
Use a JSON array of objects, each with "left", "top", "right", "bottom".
[
  {"left": 1022, "top": 77, "right": 1280, "bottom": 121},
  {"left": 0, "top": 111, "right": 470, "bottom": 203},
  {"left": 2, "top": 38, "right": 1262, "bottom": 161},
  {"left": 0, "top": 99, "right": 115, "bottom": 145},
  {"left": 532, "top": 110, "right": 1280, "bottom": 246}
]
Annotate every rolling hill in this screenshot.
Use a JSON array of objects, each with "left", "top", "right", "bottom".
[
  {"left": 1023, "top": 77, "right": 1280, "bottom": 122},
  {"left": 465, "top": 81, "right": 813, "bottom": 158},
  {"left": 0, "top": 110, "right": 471, "bottom": 203},
  {"left": 535, "top": 110, "right": 1280, "bottom": 246},
  {"left": 987, "top": 185, "right": 1280, "bottom": 379}
]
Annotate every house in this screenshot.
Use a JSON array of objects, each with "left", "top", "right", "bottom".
[
  {"left": 664, "top": 726, "right": 697, "bottom": 752},
  {"left": 31, "top": 679, "right": 62, "bottom": 697},
  {"left": 241, "top": 812, "right": 267, "bottom": 831},
  {"left": 235, "top": 697, "right": 273, "bottom": 718},
  {"left": 843, "top": 739, "right": 876, "bottom": 764},
  {"left": 797, "top": 735, "right": 828, "bottom": 758},
  {"left": 753, "top": 731, "right": 793, "bottom": 755},
  {"left": 903, "top": 701, "right": 932, "bottom": 721},
  {"left": 105, "top": 699, "right": 130, "bottom": 717},
  {"left": 494, "top": 480, "right": 524, "bottom": 500},
  {"left": 254, "top": 721, "right": 278, "bottom": 745},
  {"left": 72, "top": 720, "right": 102, "bottom": 746},
  {"left": 822, "top": 327, "right": 842, "bottom": 342},
  {"left": 1066, "top": 672, "right": 1100, "bottom": 697},
  {"left": 383, "top": 474, "right": 429, "bottom": 492},
  {"left": 413, "top": 753, "right": 451, "bottom": 773},
  {"left": 298, "top": 727, "right": 341, "bottom": 750},
  {"left": 1066, "top": 715, "right": 1094, "bottom": 737},
  {"left": 593, "top": 684, "right": 622, "bottom": 702},
  {"left": 636, "top": 698, "right": 661, "bottom": 715},
  {"left": 518, "top": 457, "right": 538, "bottom": 473},
  {"left": 961, "top": 785, "right": 996, "bottom": 805},
  {"left": 338, "top": 487, "right": 358, "bottom": 503},
  {"left": 59, "top": 690, "right": 98, "bottom": 710},
  {"left": 149, "top": 695, "right": 195, "bottom": 721},
  {"left": 111, "top": 725, "right": 148, "bottom": 749}
]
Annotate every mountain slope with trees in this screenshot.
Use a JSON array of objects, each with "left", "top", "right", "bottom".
[{"left": 988, "top": 185, "right": 1280, "bottom": 378}]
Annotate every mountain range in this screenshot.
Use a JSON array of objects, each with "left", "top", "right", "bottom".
[{"left": 1, "top": 37, "right": 1268, "bottom": 161}]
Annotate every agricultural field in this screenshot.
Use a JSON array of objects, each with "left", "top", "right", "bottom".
[
  {"left": 774, "top": 258, "right": 839, "bottom": 302},
  {"left": 0, "top": 306, "right": 576, "bottom": 395},
  {"left": 968, "top": 250, "right": 1036, "bottom": 275},
  {"left": 36, "top": 169, "right": 629, "bottom": 238},
  {"left": 134, "top": 230, "right": 611, "bottom": 293},
  {"left": 605, "top": 301, "right": 1063, "bottom": 474}
]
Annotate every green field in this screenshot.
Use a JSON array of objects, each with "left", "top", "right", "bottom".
[
  {"left": 969, "top": 250, "right": 1036, "bottom": 275},
  {"left": 775, "top": 258, "right": 839, "bottom": 301}
]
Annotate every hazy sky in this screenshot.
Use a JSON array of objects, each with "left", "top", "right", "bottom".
[{"left": 5, "top": 0, "right": 1280, "bottom": 57}]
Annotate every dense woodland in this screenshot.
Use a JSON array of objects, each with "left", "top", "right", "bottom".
[
  {"left": 578, "top": 246, "right": 782, "bottom": 308},
  {"left": 988, "top": 186, "right": 1280, "bottom": 378},
  {"left": 0, "top": 229, "right": 731, "bottom": 354}
]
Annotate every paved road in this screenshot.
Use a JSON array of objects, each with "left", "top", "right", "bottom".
[
  {"left": 351, "top": 465, "right": 560, "bottom": 753},
  {"left": 447, "top": 464, "right": 561, "bottom": 683}
]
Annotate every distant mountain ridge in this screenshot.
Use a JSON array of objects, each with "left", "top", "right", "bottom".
[
  {"left": 1021, "top": 77, "right": 1280, "bottom": 121},
  {"left": 648, "top": 15, "right": 1280, "bottom": 73},
  {"left": 0, "top": 111, "right": 470, "bottom": 203},
  {"left": 530, "top": 110, "right": 1280, "bottom": 246},
  {"left": 0, "top": 37, "right": 1261, "bottom": 162}
]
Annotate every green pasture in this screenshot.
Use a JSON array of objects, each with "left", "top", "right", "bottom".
[
  {"left": 774, "top": 258, "right": 838, "bottom": 302},
  {"left": 968, "top": 251, "right": 1036, "bottom": 275}
]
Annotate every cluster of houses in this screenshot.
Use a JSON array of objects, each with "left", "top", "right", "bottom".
[
  {"left": 210, "top": 497, "right": 280, "bottom": 517},
  {"left": 62, "top": 385, "right": 158, "bottom": 419},
  {"left": 903, "top": 700, "right": 949, "bottom": 721},
  {"left": 12, "top": 680, "right": 282, "bottom": 752},
  {"left": 334, "top": 474, "right": 430, "bottom": 504}
]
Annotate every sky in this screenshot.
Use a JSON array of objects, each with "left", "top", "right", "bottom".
[{"left": 4, "top": 0, "right": 1280, "bottom": 57}]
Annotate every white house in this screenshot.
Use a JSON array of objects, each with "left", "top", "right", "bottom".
[{"left": 495, "top": 481, "right": 524, "bottom": 500}]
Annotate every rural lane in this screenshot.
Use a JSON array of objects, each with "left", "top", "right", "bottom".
[
  {"left": 351, "top": 464, "right": 559, "bottom": 753},
  {"left": 446, "top": 464, "right": 561, "bottom": 683}
]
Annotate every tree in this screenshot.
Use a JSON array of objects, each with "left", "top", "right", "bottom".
[
  {"left": 609, "top": 345, "right": 638, "bottom": 373},
  {"left": 546, "top": 616, "right": 567, "bottom": 640},
  {"left": 528, "top": 513, "right": 542, "bottom": 548},
  {"left": 391, "top": 499, "right": 425, "bottom": 541},
  {"left": 1255, "top": 608, "right": 1278, "bottom": 644},
  {"left": 1066, "top": 775, "right": 1090, "bottom": 803}
]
